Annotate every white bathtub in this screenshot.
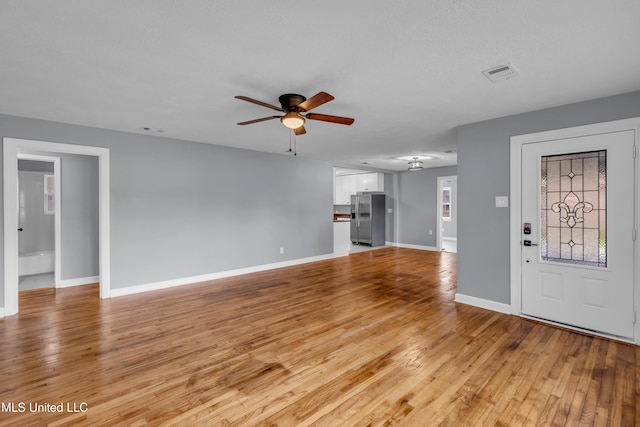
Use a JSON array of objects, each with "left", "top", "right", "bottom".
[{"left": 19, "top": 250, "right": 55, "bottom": 276}]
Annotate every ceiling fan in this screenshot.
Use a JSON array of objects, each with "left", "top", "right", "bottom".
[{"left": 235, "top": 92, "right": 354, "bottom": 135}]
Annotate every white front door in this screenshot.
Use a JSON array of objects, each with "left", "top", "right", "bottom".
[{"left": 521, "top": 130, "right": 636, "bottom": 339}]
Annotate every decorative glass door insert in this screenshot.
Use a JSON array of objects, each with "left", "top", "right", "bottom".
[{"left": 540, "top": 150, "right": 606, "bottom": 267}]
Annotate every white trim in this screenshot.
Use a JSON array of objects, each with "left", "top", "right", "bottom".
[
  {"left": 442, "top": 237, "right": 457, "bottom": 242},
  {"left": 3, "top": 138, "right": 110, "bottom": 316},
  {"left": 17, "top": 154, "right": 62, "bottom": 289},
  {"left": 0, "top": 307, "right": 5, "bottom": 318},
  {"left": 395, "top": 242, "right": 440, "bottom": 251},
  {"left": 454, "top": 293, "right": 511, "bottom": 314},
  {"left": 510, "top": 117, "right": 640, "bottom": 342},
  {"left": 110, "top": 253, "right": 342, "bottom": 298},
  {"left": 58, "top": 276, "right": 100, "bottom": 288},
  {"left": 393, "top": 174, "right": 400, "bottom": 244}
]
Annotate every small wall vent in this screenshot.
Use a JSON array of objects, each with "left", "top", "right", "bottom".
[{"left": 482, "top": 63, "right": 519, "bottom": 82}]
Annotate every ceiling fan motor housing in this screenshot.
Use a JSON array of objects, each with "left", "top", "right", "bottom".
[{"left": 279, "top": 94, "right": 306, "bottom": 111}]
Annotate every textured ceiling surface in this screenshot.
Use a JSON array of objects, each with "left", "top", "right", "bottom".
[{"left": 1, "top": 1, "right": 639, "bottom": 171}]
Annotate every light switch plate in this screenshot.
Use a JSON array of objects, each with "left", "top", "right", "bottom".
[{"left": 495, "top": 196, "right": 509, "bottom": 208}]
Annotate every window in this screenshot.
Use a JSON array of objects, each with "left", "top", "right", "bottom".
[
  {"left": 44, "top": 174, "right": 55, "bottom": 215},
  {"left": 540, "top": 150, "right": 606, "bottom": 267},
  {"left": 442, "top": 187, "right": 451, "bottom": 221}
]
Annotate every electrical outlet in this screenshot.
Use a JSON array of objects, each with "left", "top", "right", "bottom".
[
  {"left": 495, "top": 196, "right": 509, "bottom": 207},
  {"left": 428, "top": 230, "right": 433, "bottom": 235},
  {"left": 280, "top": 247, "right": 284, "bottom": 254}
]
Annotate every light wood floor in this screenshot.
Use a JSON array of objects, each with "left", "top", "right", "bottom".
[{"left": 1, "top": 248, "right": 638, "bottom": 426}]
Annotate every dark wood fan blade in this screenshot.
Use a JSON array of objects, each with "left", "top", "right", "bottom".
[
  {"left": 305, "top": 113, "right": 354, "bottom": 125},
  {"left": 237, "top": 116, "right": 280, "bottom": 125},
  {"left": 294, "top": 125, "right": 306, "bottom": 135},
  {"left": 235, "top": 96, "right": 284, "bottom": 112},
  {"left": 298, "top": 92, "right": 334, "bottom": 112}
]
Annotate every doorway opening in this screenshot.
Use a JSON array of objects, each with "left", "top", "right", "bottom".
[
  {"left": 17, "top": 155, "right": 61, "bottom": 291},
  {"left": 3, "top": 137, "right": 111, "bottom": 317},
  {"left": 437, "top": 176, "right": 457, "bottom": 253}
]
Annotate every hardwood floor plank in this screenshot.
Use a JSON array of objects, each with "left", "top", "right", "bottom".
[{"left": 0, "top": 248, "right": 637, "bottom": 426}]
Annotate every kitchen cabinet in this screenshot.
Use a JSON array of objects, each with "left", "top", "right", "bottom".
[
  {"left": 333, "top": 222, "right": 351, "bottom": 255},
  {"left": 334, "top": 173, "right": 384, "bottom": 204},
  {"left": 356, "top": 173, "right": 384, "bottom": 192},
  {"left": 334, "top": 175, "right": 356, "bottom": 204}
]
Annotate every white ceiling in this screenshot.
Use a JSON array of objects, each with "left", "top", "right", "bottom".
[{"left": 1, "top": 1, "right": 639, "bottom": 171}]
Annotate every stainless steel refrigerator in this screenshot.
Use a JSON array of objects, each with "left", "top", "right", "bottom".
[{"left": 351, "top": 192, "right": 386, "bottom": 246}]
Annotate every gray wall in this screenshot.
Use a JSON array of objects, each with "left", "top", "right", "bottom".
[
  {"left": 457, "top": 90, "right": 640, "bottom": 304},
  {"left": 60, "top": 154, "right": 99, "bottom": 280},
  {"left": 396, "top": 166, "right": 457, "bottom": 247},
  {"left": 1, "top": 113, "right": 334, "bottom": 308},
  {"left": 18, "top": 159, "right": 54, "bottom": 173}
]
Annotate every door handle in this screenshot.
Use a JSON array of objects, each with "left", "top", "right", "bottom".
[
  {"left": 523, "top": 240, "right": 538, "bottom": 247},
  {"left": 18, "top": 228, "right": 23, "bottom": 232}
]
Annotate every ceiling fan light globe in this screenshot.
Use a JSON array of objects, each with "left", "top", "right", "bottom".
[{"left": 280, "top": 112, "right": 305, "bottom": 129}]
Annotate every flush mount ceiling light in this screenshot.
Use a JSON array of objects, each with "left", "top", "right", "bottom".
[
  {"left": 280, "top": 111, "right": 306, "bottom": 130},
  {"left": 408, "top": 157, "right": 423, "bottom": 171},
  {"left": 395, "top": 155, "right": 435, "bottom": 161}
]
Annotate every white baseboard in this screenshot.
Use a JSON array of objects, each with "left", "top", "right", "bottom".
[
  {"left": 454, "top": 293, "right": 512, "bottom": 314},
  {"left": 58, "top": 276, "right": 100, "bottom": 288},
  {"left": 110, "top": 252, "right": 342, "bottom": 298},
  {"left": 395, "top": 242, "right": 440, "bottom": 252},
  {"left": 442, "top": 237, "right": 457, "bottom": 242},
  {"left": 0, "top": 307, "right": 5, "bottom": 318}
]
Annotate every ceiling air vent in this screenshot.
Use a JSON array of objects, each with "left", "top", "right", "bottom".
[
  {"left": 482, "top": 63, "right": 518, "bottom": 82},
  {"left": 140, "top": 126, "right": 165, "bottom": 133}
]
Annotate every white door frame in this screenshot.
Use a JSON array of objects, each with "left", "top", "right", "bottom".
[
  {"left": 3, "top": 137, "right": 111, "bottom": 316},
  {"left": 17, "top": 154, "right": 62, "bottom": 288},
  {"left": 436, "top": 175, "right": 457, "bottom": 252},
  {"left": 510, "top": 117, "right": 640, "bottom": 343}
]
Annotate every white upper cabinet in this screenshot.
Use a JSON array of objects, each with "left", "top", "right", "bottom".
[
  {"left": 334, "top": 175, "right": 354, "bottom": 204},
  {"left": 334, "top": 173, "right": 384, "bottom": 204},
  {"left": 356, "top": 173, "right": 384, "bottom": 192}
]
